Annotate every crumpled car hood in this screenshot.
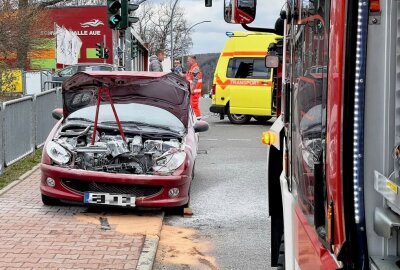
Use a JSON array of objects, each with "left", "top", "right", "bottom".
[{"left": 62, "top": 71, "right": 190, "bottom": 127}]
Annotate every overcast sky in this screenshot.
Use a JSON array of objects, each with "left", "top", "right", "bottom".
[{"left": 178, "top": 0, "right": 285, "bottom": 54}]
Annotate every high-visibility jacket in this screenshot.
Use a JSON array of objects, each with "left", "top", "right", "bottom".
[{"left": 186, "top": 63, "right": 203, "bottom": 94}]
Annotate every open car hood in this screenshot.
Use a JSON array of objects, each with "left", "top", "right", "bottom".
[{"left": 62, "top": 71, "right": 190, "bottom": 127}]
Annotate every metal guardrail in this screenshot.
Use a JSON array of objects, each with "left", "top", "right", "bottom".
[
  {"left": 0, "top": 105, "right": 3, "bottom": 175},
  {"left": 43, "top": 81, "right": 63, "bottom": 92},
  {"left": 0, "top": 88, "right": 62, "bottom": 172},
  {"left": 35, "top": 89, "right": 59, "bottom": 148},
  {"left": 3, "top": 96, "right": 35, "bottom": 166}
]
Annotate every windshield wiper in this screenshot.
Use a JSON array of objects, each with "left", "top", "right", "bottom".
[
  {"left": 67, "top": 117, "right": 93, "bottom": 122},
  {"left": 134, "top": 122, "right": 182, "bottom": 133},
  {"left": 100, "top": 121, "right": 141, "bottom": 130}
]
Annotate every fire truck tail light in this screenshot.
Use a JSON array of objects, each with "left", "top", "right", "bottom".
[
  {"left": 370, "top": 0, "right": 380, "bottom": 12},
  {"left": 262, "top": 131, "right": 277, "bottom": 145}
]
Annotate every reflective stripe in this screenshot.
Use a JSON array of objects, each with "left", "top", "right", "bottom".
[{"left": 187, "top": 64, "right": 203, "bottom": 93}]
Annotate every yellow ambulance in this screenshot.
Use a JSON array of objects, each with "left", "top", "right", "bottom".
[{"left": 210, "top": 31, "right": 281, "bottom": 124}]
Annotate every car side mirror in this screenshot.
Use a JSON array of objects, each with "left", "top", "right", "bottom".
[
  {"left": 265, "top": 55, "right": 279, "bottom": 68},
  {"left": 194, "top": 120, "right": 209, "bottom": 133},
  {"left": 52, "top": 108, "right": 63, "bottom": 120}
]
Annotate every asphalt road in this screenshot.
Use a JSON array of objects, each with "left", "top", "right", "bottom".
[{"left": 155, "top": 98, "right": 274, "bottom": 270}]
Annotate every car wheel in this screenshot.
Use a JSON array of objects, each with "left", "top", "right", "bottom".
[
  {"left": 166, "top": 201, "right": 189, "bottom": 216},
  {"left": 41, "top": 194, "right": 61, "bottom": 206},
  {"left": 253, "top": 116, "right": 272, "bottom": 123},
  {"left": 227, "top": 113, "right": 251, "bottom": 124},
  {"left": 277, "top": 236, "right": 285, "bottom": 270}
]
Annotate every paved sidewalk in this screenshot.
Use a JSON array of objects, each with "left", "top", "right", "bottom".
[{"left": 0, "top": 168, "right": 145, "bottom": 270}]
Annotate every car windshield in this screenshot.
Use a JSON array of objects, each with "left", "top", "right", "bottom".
[{"left": 66, "top": 103, "right": 185, "bottom": 133}]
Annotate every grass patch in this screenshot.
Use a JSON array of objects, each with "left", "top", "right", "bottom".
[{"left": 0, "top": 149, "right": 42, "bottom": 190}]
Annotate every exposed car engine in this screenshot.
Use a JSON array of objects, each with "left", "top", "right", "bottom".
[{"left": 48, "top": 124, "right": 186, "bottom": 175}]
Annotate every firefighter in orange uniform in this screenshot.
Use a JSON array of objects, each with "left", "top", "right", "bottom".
[{"left": 186, "top": 55, "right": 202, "bottom": 119}]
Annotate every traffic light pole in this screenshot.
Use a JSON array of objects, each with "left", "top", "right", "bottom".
[
  {"left": 112, "top": 29, "right": 118, "bottom": 67},
  {"left": 118, "top": 30, "right": 125, "bottom": 68},
  {"left": 107, "top": 0, "right": 141, "bottom": 69}
]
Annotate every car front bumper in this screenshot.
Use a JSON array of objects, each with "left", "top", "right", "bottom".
[{"left": 40, "top": 164, "right": 190, "bottom": 208}]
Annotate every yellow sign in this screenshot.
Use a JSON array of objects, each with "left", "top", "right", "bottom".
[
  {"left": 386, "top": 179, "right": 398, "bottom": 194},
  {"left": 1, "top": 69, "right": 23, "bottom": 93}
]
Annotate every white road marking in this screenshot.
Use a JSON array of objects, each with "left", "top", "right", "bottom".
[
  {"left": 215, "top": 124, "right": 261, "bottom": 127},
  {"left": 203, "top": 138, "right": 253, "bottom": 141}
]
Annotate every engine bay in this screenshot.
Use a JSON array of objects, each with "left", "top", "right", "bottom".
[{"left": 49, "top": 123, "right": 186, "bottom": 175}]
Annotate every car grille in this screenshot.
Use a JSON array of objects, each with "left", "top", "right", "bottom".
[{"left": 61, "top": 179, "right": 163, "bottom": 197}]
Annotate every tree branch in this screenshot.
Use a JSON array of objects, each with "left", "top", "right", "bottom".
[{"left": 38, "top": 0, "right": 73, "bottom": 7}]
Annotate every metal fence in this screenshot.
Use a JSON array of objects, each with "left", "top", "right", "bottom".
[
  {"left": 25, "top": 71, "right": 59, "bottom": 95},
  {"left": 0, "top": 88, "right": 62, "bottom": 175},
  {"left": 3, "top": 96, "right": 35, "bottom": 166},
  {"left": 0, "top": 105, "right": 3, "bottom": 174},
  {"left": 35, "top": 90, "right": 61, "bottom": 147}
]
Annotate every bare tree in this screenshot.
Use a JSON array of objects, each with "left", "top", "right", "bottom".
[
  {"left": 38, "top": 0, "right": 106, "bottom": 7},
  {"left": 133, "top": 0, "right": 193, "bottom": 57}
]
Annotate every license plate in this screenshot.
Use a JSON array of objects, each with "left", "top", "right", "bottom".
[{"left": 84, "top": 192, "right": 136, "bottom": 207}]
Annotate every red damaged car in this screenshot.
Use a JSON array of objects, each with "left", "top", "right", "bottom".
[{"left": 40, "top": 71, "right": 208, "bottom": 210}]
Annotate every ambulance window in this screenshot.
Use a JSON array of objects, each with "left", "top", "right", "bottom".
[
  {"left": 227, "top": 58, "right": 270, "bottom": 79},
  {"left": 252, "top": 59, "right": 270, "bottom": 79}
]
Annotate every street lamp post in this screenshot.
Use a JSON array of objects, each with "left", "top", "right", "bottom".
[
  {"left": 170, "top": 0, "right": 179, "bottom": 69},
  {"left": 180, "top": 20, "right": 212, "bottom": 66}
]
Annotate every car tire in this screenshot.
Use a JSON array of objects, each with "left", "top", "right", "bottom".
[
  {"left": 227, "top": 113, "right": 251, "bottom": 124},
  {"left": 166, "top": 201, "right": 189, "bottom": 216},
  {"left": 253, "top": 116, "right": 272, "bottom": 123},
  {"left": 41, "top": 194, "right": 61, "bottom": 206},
  {"left": 277, "top": 236, "right": 285, "bottom": 270}
]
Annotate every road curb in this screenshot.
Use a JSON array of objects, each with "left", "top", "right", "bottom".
[
  {"left": 0, "top": 164, "right": 41, "bottom": 196},
  {"left": 136, "top": 212, "right": 165, "bottom": 270}
]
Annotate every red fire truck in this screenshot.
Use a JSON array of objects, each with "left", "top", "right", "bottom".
[{"left": 219, "top": 0, "right": 400, "bottom": 269}]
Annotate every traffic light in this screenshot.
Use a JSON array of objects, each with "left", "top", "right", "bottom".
[
  {"left": 104, "top": 47, "right": 110, "bottom": 59},
  {"left": 131, "top": 36, "right": 138, "bottom": 58},
  {"left": 120, "top": 0, "right": 139, "bottom": 30},
  {"left": 107, "top": 0, "right": 122, "bottom": 29},
  {"left": 95, "top": 43, "right": 104, "bottom": 58}
]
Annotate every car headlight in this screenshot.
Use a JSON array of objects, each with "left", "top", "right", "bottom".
[
  {"left": 153, "top": 151, "right": 186, "bottom": 173},
  {"left": 46, "top": 141, "right": 71, "bottom": 165}
]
